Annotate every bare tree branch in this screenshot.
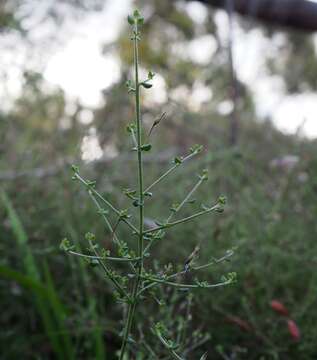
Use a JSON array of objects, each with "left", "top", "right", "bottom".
[
  {"left": 194, "top": 0, "right": 317, "bottom": 32},
  {"left": 225, "top": 0, "right": 239, "bottom": 146}
]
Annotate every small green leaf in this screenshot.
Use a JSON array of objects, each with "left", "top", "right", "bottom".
[
  {"left": 154, "top": 322, "right": 167, "bottom": 334},
  {"left": 60, "top": 238, "right": 74, "bottom": 252},
  {"left": 218, "top": 195, "right": 227, "bottom": 205},
  {"left": 140, "top": 143, "right": 152, "bottom": 151},
  {"left": 173, "top": 156, "right": 182, "bottom": 165},
  {"left": 199, "top": 168, "right": 208, "bottom": 181},
  {"left": 86, "top": 180, "right": 96, "bottom": 188},
  {"left": 190, "top": 144, "right": 203, "bottom": 154},
  {"left": 85, "top": 232, "right": 96, "bottom": 242},
  {"left": 170, "top": 203, "right": 179, "bottom": 212},
  {"left": 227, "top": 272, "right": 237, "bottom": 283},
  {"left": 127, "top": 15, "right": 134, "bottom": 25},
  {"left": 132, "top": 199, "right": 141, "bottom": 207},
  {"left": 148, "top": 71, "right": 155, "bottom": 79},
  {"left": 101, "top": 249, "right": 110, "bottom": 257},
  {"left": 200, "top": 204, "right": 209, "bottom": 211},
  {"left": 126, "top": 123, "right": 136, "bottom": 133},
  {"left": 97, "top": 208, "right": 109, "bottom": 215},
  {"left": 118, "top": 209, "right": 131, "bottom": 219},
  {"left": 215, "top": 206, "right": 224, "bottom": 213},
  {"left": 133, "top": 9, "right": 141, "bottom": 18},
  {"left": 125, "top": 80, "right": 135, "bottom": 93},
  {"left": 153, "top": 231, "right": 165, "bottom": 239},
  {"left": 123, "top": 188, "right": 137, "bottom": 200},
  {"left": 71, "top": 164, "right": 79, "bottom": 173},
  {"left": 90, "top": 259, "right": 99, "bottom": 267},
  {"left": 141, "top": 82, "right": 152, "bottom": 89}
]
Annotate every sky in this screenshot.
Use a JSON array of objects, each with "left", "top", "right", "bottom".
[
  {"left": 2, "top": 0, "right": 317, "bottom": 138},
  {"left": 43, "top": 0, "right": 317, "bottom": 138},
  {"left": 45, "top": 0, "right": 130, "bottom": 107}
]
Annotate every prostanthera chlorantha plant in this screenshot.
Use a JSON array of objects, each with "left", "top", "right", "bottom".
[{"left": 61, "top": 10, "right": 236, "bottom": 359}]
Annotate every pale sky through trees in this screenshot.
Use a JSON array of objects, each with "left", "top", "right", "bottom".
[
  {"left": 2, "top": 0, "right": 317, "bottom": 137},
  {"left": 44, "top": 0, "right": 317, "bottom": 138}
]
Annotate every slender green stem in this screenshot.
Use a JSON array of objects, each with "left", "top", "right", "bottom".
[
  {"left": 87, "top": 190, "right": 120, "bottom": 244},
  {"left": 137, "top": 250, "right": 233, "bottom": 297},
  {"left": 154, "top": 330, "right": 185, "bottom": 360},
  {"left": 140, "top": 275, "right": 232, "bottom": 289},
  {"left": 88, "top": 190, "right": 138, "bottom": 274},
  {"left": 144, "top": 152, "right": 197, "bottom": 193},
  {"left": 144, "top": 177, "right": 205, "bottom": 254},
  {"left": 75, "top": 173, "right": 139, "bottom": 234},
  {"left": 143, "top": 204, "right": 219, "bottom": 235},
  {"left": 179, "top": 294, "right": 192, "bottom": 347},
  {"left": 193, "top": 250, "right": 234, "bottom": 271},
  {"left": 130, "top": 129, "right": 138, "bottom": 147},
  {"left": 167, "top": 177, "right": 204, "bottom": 223},
  {"left": 68, "top": 250, "right": 141, "bottom": 263},
  {"left": 88, "top": 240, "right": 130, "bottom": 300},
  {"left": 119, "top": 21, "right": 145, "bottom": 359}
]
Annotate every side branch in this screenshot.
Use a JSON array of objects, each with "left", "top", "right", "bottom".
[
  {"left": 143, "top": 204, "right": 221, "bottom": 234},
  {"left": 88, "top": 240, "right": 130, "bottom": 300},
  {"left": 68, "top": 250, "right": 142, "bottom": 263},
  {"left": 144, "top": 150, "right": 200, "bottom": 193},
  {"left": 140, "top": 275, "right": 233, "bottom": 289},
  {"left": 74, "top": 172, "right": 139, "bottom": 234},
  {"left": 138, "top": 250, "right": 234, "bottom": 296}
]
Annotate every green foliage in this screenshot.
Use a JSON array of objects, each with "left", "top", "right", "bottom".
[
  {"left": 1, "top": 193, "right": 75, "bottom": 359},
  {"left": 2, "top": 97, "right": 317, "bottom": 358},
  {"left": 2, "top": 1, "right": 317, "bottom": 359}
]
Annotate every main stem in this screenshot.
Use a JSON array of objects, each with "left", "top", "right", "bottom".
[{"left": 119, "top": 23, "right": 144, "bottom": 359}]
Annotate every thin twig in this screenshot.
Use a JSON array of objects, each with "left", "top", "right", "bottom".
[
  {"left": 137, "top": 250, "right": 233, "bottom": 297},
  {"left": 144, "top": 152, "right": 199, "bottom": 193},
  {"left": 75, "top": 172, "right": 139, "bottom": 234},
  {"left": 139, "top": 275, "right": 232, "bottom": 290},
  {"left": 68, "top": 250, "right": 141, "bottom": 263},
  {"left": 154, "top": 331, "right": 185, "bottom": 360},
  {"left": 88, "top": 240, "right": 130, "bottom": 300},
  {"left": 144, "top": 177, "right": 206, "bottom": 254},
  {"left": 143, "top": 204, "right": 220, "bottom": 235}
]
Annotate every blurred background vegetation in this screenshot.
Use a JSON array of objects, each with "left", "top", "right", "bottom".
[{"left": 1, "top": 0, "right": 317, "bottom": 359}]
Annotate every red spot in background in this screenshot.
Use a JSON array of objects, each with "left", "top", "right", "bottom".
[
  {"left": 270, "top": 300, "right": 289, "bottom": 316},
  {"left": 287, "top": 319, "right": 300, "bottom": 342}
]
